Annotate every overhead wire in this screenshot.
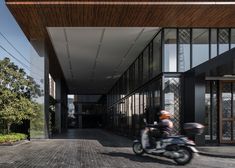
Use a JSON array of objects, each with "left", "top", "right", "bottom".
[
  {"left": 0, "top": 44, "right": 43, "bottom": 79},
  {"left": 0, "top": 31, "right": 44, "bottom": 72}
]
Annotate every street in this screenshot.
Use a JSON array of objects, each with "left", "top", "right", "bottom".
[{"left": 0, "top": 129, "right": 234, "bottom": 168}]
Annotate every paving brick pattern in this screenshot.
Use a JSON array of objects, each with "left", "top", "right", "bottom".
[{"left": 0, "top": 129, "right": 235, "bottom": 168}]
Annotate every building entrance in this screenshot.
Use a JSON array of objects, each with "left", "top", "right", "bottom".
[{"left": 220, "top": 81, "right": 235, "bottom": 144}]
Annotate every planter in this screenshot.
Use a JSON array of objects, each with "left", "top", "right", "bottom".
[{"left": 0, "top": 140, "right": 30, "bottom": 146}]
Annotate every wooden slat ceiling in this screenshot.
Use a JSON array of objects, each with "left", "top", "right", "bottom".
[{"left": 6, "top": 1, "right": 235, "bottom": 40}]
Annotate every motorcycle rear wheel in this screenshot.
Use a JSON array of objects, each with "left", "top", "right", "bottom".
[
  {"left": 174, "top": 147, "right": 193, "bottom": 165},
  {"left": 132, "top": 142, "right": 144, "bottom": 156}
]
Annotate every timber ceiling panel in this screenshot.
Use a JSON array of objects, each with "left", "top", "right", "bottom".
[{"left": 6, "top": 1, "right": 235, "bottom": 40}]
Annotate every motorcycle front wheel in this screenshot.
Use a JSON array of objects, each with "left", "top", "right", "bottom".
[
  {"left": 132, "top": 142, "right": 144, "bottom": 156},
  {"left": 174, "top": 147, "right": 193, "bottom": 165}
]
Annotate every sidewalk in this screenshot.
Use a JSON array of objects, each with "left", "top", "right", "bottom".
[{"left": 198, "top": 146, "right": 235, "bottom": 158}]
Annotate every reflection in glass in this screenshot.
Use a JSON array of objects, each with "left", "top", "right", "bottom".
[
  {"left": 205, "top": 81, "right": 211, "bottom": 141},
  {"left": 134, "top": 59, "right": 139, "bottom": 89},
  {"left": 129, "top": 64, "right": 135, "bottom": 92},
  {"left": 212, "top": 81, "right": 218, "bottom": 141},
  {"left": 231, "top": 29, "right": 235, "bottom": 49},
  {"left": 153, "top": 32, "right": 161, "bottom": 75},
  {"left": 143, "top": 47, "right": 149, "bottom": 83},
  {"left": 164, "top": 29, "right": 177, "bottom": 72},
  {"left": 149, "top": 42, "right": 153, "bottom": 79},
  {"left": 219, "top": 29, "right": 229, "bottom": 55},
  {"left": 128, "top": 96, "right": 132, "bottom": 132},
  {"left": 126, "top": 70, "right": 129, "bottom": 94},
  {"left": 222, "top": 121, "right": 232, "bottom": 141},
  {"left": 211, "top": 29, "right": 218, "bottom": 58},
  {"left": 135, "top": 93, "right": 140, "bottom": 135},
  {"left": 234, "top": 121, "right": 235, "bottom": 141},
  {"left": 138, "top": 55, "right": 143, "bottom": 85},
  {"left": 192, "top": 29, "right": 209, "bottom": 67},
  {"left": 233, "top": 84, "right": 235, "bottom": 118},
  {"left": 222, "top": 83, "right": 232, "bottom": 118},
  {"left": 178, "top": 29, "right": 190, "bottom": 72},
  {"left": 164, "top": 78, "right": 181, "bottom": 135}
]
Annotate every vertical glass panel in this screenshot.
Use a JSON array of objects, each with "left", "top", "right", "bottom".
[
  {"left": 0, "top": 4, "right": 46, "bottom": 138},
  {"left": 134, "top": 93, "right": 140, "bottom": 135},
  {"left": 153, "top": 32, "right": 162, "bottom": 76},
  {"left": 211, "top": 29, "right": 218, "bottom": 58},
  {"left": 123, "top": 72, "right": 127, "bottom": 97},
  {"left": 164, "top": 78, "right": 181, "bottom": 135},
  {"left": 126, "top": 70, "right": 129, "bottom": 94},
  {"left": 148, "top": 79, "right": 161, "bottom": 122},
  {"left": 128, "top": 96, "right": 132, "bottom": 133},
  {"left": 192, "top": 29, "right": 209, "bottom": 67},
  {"left": 205, "top": 81, "right": 211, "bottom": 141},
  {"left": 129, "top": 64, "right": 135, "bottom": 92},
  {"left": 219, "top": 29, "right": 229, "bottom": 55},
  {"left": 222, "top": 83, "right": 232, "bottom": 118},
  {"left": 149, "top": 42, "right": 153, "bottom": 79},
  {"left": 234, "top": 122, "right": 235, "bottom": 141},
  {"left": 222, "top": 121, "right": 232, "bottom": 141},
  {"left": 231, "top": 29, "right": 235, "bottom": 49},
  {"left": 134, "top": 59, "right": 139, "bottom": 89},
  {"left": 164, "top": 29, "right": 177, "bottom": 72},
  {"left": 138, "top": 55, "right": 143, "bottom": 85},
  {"left": 143, "top": 89, "right": 149, "bottom": 122},
  {"left": 233, "top": 83, "right": 235, "bottom": 118},
  {"left": 143, "top": 47, "right": 149, "bottom": 83},
  {"left": 212, "top": 81, "right": 218, "bottom": 141},
  {"left": 29, "top": 46, "right": 45, "bottom": 138},
  {"left": 178, "top": 29, "right": 191, "bottom": 72},
  {"left": 139, "top": 91, "right": 144, "bottom": 128}
]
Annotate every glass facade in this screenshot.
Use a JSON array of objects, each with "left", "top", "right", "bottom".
[
  {"left": 205, "top": 81, "right": 218, "bottom": 143},
  {"left": 107, "top": 28, "right": 235, "bottom": 138},
  {"left": 218, "top": 29, "right": 230, "bottom": 55},
  {"left": 107, "top": 78, "right": 162, "bottom": 136},
  {"left": 164, "top": 77, "right": 181, "bottom": 135},
  {"left": 192, "top": 29, "right": 209, "bottom": 67},
  {"left": 164, "top": 29, "right": 177, "bottom": 72},
  {"left": 0, "top": 4, "right": 46, "bottom": 138},
  {"left": 178, "top": 29, "right": 190, "bottom": 72},
  {"left": 152, "top": 33, "right": 161, "bottom": 76}
]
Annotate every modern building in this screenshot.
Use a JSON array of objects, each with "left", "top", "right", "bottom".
[{"left": 5, "top": 0, "right": 235, "bottom": 145}]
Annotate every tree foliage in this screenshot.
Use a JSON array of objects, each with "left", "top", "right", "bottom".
[{"left": 0, "top": 57, "right": 42, "bottom": 133}]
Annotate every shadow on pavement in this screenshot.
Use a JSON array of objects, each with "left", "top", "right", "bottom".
[
  {"left": 101, "top": 152, "right": 176, "bottom": 166},
  {"left": 52, "top": 129, "right": 132, "bottom": 148}
]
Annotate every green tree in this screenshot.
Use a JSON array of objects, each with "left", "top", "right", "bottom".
[{"left": 0, "top": 57, "right": 41, "bottom": 133}]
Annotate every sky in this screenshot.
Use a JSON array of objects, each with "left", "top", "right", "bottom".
[{"left": 0, "top": 0, "right": 44, "bottom": 83}]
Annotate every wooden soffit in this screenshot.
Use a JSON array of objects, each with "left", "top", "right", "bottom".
[{"left": 5, "top": 0, "right": 235, "bottom": 39}]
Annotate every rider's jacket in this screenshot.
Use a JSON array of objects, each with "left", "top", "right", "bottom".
[{"left": 148, "top": 119, "right": 173, "bottom": 137}]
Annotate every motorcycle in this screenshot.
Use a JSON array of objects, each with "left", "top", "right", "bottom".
[{"left": 132, "top": 120, "right": 204, "bottom": 165}]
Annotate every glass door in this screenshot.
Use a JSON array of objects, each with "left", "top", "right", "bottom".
[{"left": 220, "top": 81, "right": 235, "bottom": 143}]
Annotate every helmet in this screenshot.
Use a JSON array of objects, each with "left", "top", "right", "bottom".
[{"left": 159, "top": 110, "right": 171, "bottom": 120}]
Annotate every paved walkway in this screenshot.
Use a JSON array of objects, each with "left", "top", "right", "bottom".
[
  {"left": 0, "top": 129, "right": 235, "bottom": 168},
  {"left": 198, "top": 146, "right": 235, "bottom": 158}
]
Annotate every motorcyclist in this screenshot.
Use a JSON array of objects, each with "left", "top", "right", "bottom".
[
  {"left": 155, "top": 110, "right": 173, "bottom": 138},
  {"left": 142, "top": 110, "right": 173, "bottom": 150}
]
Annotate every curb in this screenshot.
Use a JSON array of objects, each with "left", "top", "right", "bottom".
[{"left": 199, "top": 151, "right": 235, "bottom": 159}]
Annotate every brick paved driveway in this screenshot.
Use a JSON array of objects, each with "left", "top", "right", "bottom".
[{"left": 0, "top": 129, "right": 235, "bottom": 168}]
